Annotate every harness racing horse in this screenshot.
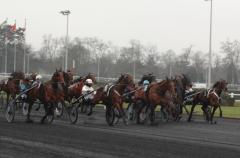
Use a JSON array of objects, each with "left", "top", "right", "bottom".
[
  {"left": 123, "top": 73, "right": 156, "bottom": 123},
  {"left": 131, "top": 86, "right": 149, "bottom": 124},
  {"left": 187, "top": 79, "right": 228, "bottom": 123},
  {"left": 174, "top": 74, "right": 192, "bottom": 119},
  {"left": 25, "top": 69, "right": 71, "bottom": 123},
  {"left": 91, "top": 73, "right": 135, "bottom": 126},
  {"left": 1, "top": 71, "right": 25, "bottom": 106},
  {"left": 146, "top": 78, "right": 177, "bottom": 124},
  {"left": 23, "top": 70, "right": 73, "bottom": 123}
]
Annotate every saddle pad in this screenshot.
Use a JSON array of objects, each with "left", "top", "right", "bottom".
[{"left": 103, "top": 84, "right": 115, "bottom": 97}]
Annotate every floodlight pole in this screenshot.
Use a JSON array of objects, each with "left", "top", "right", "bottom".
[
  {"left": 60, "top": 10, "right": 71, "bottom": 71},
  {"left": 205, "top": 0, "right": 213, "bottom": 88}
]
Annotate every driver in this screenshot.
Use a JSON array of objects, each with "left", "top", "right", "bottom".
[
  {"left": 82, "top": 79, "right": 95, "bottom": 106},
  {"left": 143, "top": 80, "right": 150, "bottom": 92}
]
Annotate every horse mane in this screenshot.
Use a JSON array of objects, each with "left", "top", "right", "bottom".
[
  {"left": 72, "top": 76, "right": 84, "bottom": 84},
  {"left": 212, "top": 81, "right": 220, "bottom": 89},
  {"left": 181, "top": 74, "right": 191, "bottom": 85},
  {"left": 115, "top": 74, "right": 125, "bottom": 84},
  {"left": 10, "top": 71, "right": 25, "bottom": 80},
  {"left": 154, "top": 80, "right": 169, "bottom": 96},
  {"left": 63, "top": 71, "right": 71, "bottom": 85}
]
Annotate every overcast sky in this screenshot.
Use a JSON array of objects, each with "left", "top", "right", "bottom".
[{"left": 1, "top": 0, "right": 240, "bottom": 54}]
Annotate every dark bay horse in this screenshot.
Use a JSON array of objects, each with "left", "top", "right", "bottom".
[
  {"left": 91, "top": 73, "right": 134, "bottom": 126},
  {"left": 187, "top": 79, "right": 228, "bottom": 123},
  {"left": 174, "top": 74, "right": 192, "bottom": 118},
  {"left": 146, "top": 78, "right": 177, "bottom": 124}
]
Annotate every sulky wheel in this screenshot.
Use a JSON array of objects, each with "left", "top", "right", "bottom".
[
  {"left": 105, "top": 105, "right": 115, "bottom": 126},
  {"left": 56, "top": 102, "right": 64, "bottom": 117},
  {"left": 0, "top": 94, "right": 5, "bottom": 109},
  {"left": 126, "top": 103, "right": 135, "bottom": 121},
  {"left": 136, "top": 102, "right": 147, "bottom": 124},
  {"left": 5, "top": 99, "right": 16, "bottom": 123},
  {"left": 44, "top": 106, "right": 54, "bottom": 124},
  {"left": 68, "top": 105, "right": 78, "bottom": 124},
  {"left": 22, "top": 102, "right": 29, "bottom": 116}
]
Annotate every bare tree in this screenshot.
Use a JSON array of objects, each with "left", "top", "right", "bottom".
[{"left": 221, "top": 40, "right": 240, "bottom": 84}]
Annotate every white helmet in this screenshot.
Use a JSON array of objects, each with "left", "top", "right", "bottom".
[
  {"left": 36, "top": 74, "right": 42, "bottom": 80},
  {"left": 86, "top": 79, "right": 93, "bottom": 84}
]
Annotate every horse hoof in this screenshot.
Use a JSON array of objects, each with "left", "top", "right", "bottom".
[
  {"left": 26, "top": 119, "right": 34, "bottom": 123},
  {"left": 123, "top": 120, "right": 129, "bottom": 125},
  {"left": 40, "top": 119, "right": 45, "bottom": 124}
]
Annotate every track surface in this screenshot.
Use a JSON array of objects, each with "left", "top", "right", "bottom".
[{"left": 0, "top": 106, "right": 240, "bottom": 158}]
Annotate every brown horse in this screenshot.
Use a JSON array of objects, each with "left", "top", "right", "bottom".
[
  {"left": 2, "top": 71, "right": 25, "bottom": 105},
  {"left": 187, "top": 79, "right": 228, "bottom": 123},
  {"left": 24, "top": 69, "right": 71, "bottom": 123},
  {"left": 91, "top": 73, "right": 134, "bottom": 126},
  {"left": 146, "top": 78, "right": 177, "bottom": 124},
  {"left": 131, "top": 86, "right": 149, "bottom": 123},
  {"left": 39, "top": 69, "right": 69, "bottom": 123}
]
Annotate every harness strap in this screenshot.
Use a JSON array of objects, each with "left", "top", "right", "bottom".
[
  {"left": 114, "top": 90, "right": 121, "bottom": 97},
  {"left": 211, "top": 91, "right": 220, "bottom": 100}
]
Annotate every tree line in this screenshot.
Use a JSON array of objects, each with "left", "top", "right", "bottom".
[{"left": 0, "top": 29, "right": 239, "bottom": 84}]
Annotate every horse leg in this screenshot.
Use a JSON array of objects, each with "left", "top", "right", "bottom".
[
  {"left": 201, "top": 102, "right": 210, "bottom": 122},
  {"left": 187, "top": 103, "right": 196, "bottom": 122},
  {"left": 219, "top": 105, "right": 223, "bottom": 118},
  {"left": 35, "top": 103, "right": 41, "bottom": 111},
  {"left": 120, "top": 105, "right": 128, "bottom": 125},
  {"left": 149, "top": 105, "right": 156, "bottom": 124},
  {"left": 40, "top": 103, "right": 49, "bottom": 124},
  {"left": 87, "top": 99, "right": 93, "bottom": 116},
  {"left": 210, "top": 106, "right": 218, "bottom": 124},
  {"left": 183, "top": 103, "right": 189, "bottom": 115},
  {"left": 6, "top": 93, "right": 9, "bottom": 106},
  {"left": 26, "top": 102, "right": 34, "bottom": 123}
]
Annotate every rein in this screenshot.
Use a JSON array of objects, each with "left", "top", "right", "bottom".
[
  {"left": 72, "top": 87, "right": 102, "bottom": 105},
  {"left": 184, "top": 91, "right": 203, "bottom": 100},
  {"left": 121, "top": 86, "right": 143, "bottom": 97}
]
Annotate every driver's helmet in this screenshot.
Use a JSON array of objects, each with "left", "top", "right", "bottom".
[
  {"left": 143, "top": 80, "right": 150, "bottom": 85},
  {"left": 36, "top": 74, "right": 42, "bottom": 80},
  {"left": 86, "top": 79, "right": 93, "bottom": 85}
]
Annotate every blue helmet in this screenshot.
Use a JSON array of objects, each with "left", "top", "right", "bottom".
[{"left": 143, "top": 80, "right": 150, "bottom": 85}]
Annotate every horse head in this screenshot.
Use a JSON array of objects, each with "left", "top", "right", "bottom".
[
  {"left": 116, "top": 73, "right": 135, "bottom": 92},
  {"left": 165, "top": 78, "right": 177, "bottom": 99},
  {"left": 66, "top": 69, "right": 74, "bottom": 83},
  {"left": 52, "top": 69, "right": 65, "bottom": 84},
  {"left": 219, "top": 79, "right": 228, "bottom": 92},
  {"left": 10, "top": 71, "right": 25, "bottom": 80}
]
